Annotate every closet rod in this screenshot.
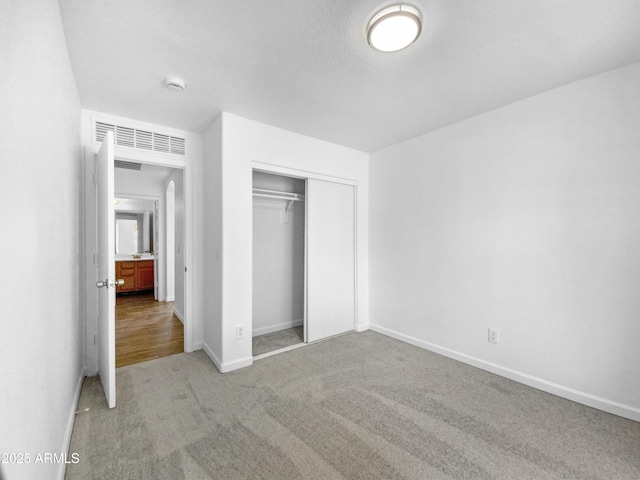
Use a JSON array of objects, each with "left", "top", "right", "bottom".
[
  {"left": 252, "top": 188, "right": 304, "bottom": 201},
  {"left": 253, "top": 193, "right": 302, "bottom": 201},
  {"left": 252, "top": 188, "right": 305, "bottom": 213},
  {"left": 252, "top": 188, "right": 302, "bottom": 197}
]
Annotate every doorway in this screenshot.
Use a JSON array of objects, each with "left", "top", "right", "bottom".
[
  {"left": 115, "top": 292, "right": 183, "bottom": 367},
  {"left": 114, "top": 163, "right": 185, "bottom": 367},
  {"left": 252, "top": 171, "right": 306, "bottom": 357}
]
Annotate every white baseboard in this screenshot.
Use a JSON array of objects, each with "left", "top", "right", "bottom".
[
  {"left": 355, "top": 323, "right": 370, "bottom": 332},
  {"left": 253, "top": 319, "right": 303, "bottom": 337},
  {"left": 173, "top": 307, "right": 184, "bottom": 324},
  {"left": 165, "top": 296, "right": 175, "bottom": 302},
  {"left": 219, "top": 356, "right": 253, "bottom": 373},
  {"left": 202, "top": 342, "right": 253, "bottom": 374},
  {"left": 58, "top": 370, "right": 85, "bottom": 480},
  {"left": 202, "top": 342, "right": 222, "bottom": 371},
  {"left": 192, "top": 341, "right": 202, "bottom": 351},
  {"left": 370, "top": 324, "right": 640, "bottom": 423}
]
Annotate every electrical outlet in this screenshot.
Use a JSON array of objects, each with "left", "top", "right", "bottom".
[
  {"left": 236, "top": 325, "right": 245, "bottom": 339},
  {"left": 488, "top": 328, "right": 499, "bottom": 344}
]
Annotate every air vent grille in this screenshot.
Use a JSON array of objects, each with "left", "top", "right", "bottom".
[
  {"left": 95, "top": 121, "right": 186, "bottom": 156},
  {"left": 153, "top": 132, "right": 170, "bottom": 153},
  {"left": 170, "top": 136, "right": 186, "bottom": 155},
  {"left": 114, "top": 160, "right": 142, "bottom": 170},
  {"left": 136, "top": 130, "right": 153, "bottom": 150}
]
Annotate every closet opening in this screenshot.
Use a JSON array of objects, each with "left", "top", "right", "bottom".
[{"left": 252, "top": 170, "right": 306, "bottom": 357}]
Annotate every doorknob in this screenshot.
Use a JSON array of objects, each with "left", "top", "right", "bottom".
[{"left": 96, "top": 279, "right": 125, "bottom": 288}]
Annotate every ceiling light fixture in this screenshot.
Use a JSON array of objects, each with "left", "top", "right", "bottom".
[{"left": 367, "top": 4, "right": 422, "bottom": 53}]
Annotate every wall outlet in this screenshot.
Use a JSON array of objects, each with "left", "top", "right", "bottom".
[
  {"left": 488, "top": 328, "right": 499, "bottom": 344},
  {"left": 236, "top": 325, "right": 245, "bottom": 339}
]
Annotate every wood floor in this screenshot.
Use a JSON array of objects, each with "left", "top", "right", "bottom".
[{"left": 116, "top": 292, "right": 184, "bottom": 368}]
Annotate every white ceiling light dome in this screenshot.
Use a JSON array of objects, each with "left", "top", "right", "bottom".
[{"left": 367, "top": 4, "right": 422, "bottom": 53}]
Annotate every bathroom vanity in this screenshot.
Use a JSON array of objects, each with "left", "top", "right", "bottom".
[{"left": 115, "top": 258, "right": 154, "bottom": 293}]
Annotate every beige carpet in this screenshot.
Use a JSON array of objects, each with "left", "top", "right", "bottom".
[
  {"left": 65, "top": 331, "right": 640, "bottom": 479},
  {"left": 252, "top": 326, "right": 304, "bottom": 356}
]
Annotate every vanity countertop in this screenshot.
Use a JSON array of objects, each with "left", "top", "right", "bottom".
[{"left": 115, "top": 255, "right": 154, "bottom": 262}]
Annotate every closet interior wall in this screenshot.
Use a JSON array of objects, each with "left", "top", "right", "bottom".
[{"left": 252, "top": 171, "right": 305, "bottom": 337}]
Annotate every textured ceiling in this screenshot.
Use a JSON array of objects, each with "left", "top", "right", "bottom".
[
  {"left": 115, "top": 163, "right": 177, "bottom": 192},
  {"left": 59, "top": 0, "right": 640, "bottom": 152}
]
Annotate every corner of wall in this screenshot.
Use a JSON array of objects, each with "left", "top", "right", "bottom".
[{"left": 201, "top": 115, "right": 224, "bottom": 360}]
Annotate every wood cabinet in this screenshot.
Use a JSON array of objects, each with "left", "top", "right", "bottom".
[
  {"left": 116, "top": 261, "right": 136, "bottom": 292},
  {"left": 115, "top": 260, "right": 154, "bottom": 293},
  {"left": 136, "top": 261, "right": 154, "bottom": 290}
]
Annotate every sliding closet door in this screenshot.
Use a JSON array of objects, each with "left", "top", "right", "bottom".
[{"left": 306, "top": 179, "right": 355, "bottom": 342}]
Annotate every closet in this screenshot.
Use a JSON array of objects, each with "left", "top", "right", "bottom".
[
  {"left": 252, "top": 170, "right": 356, "bottom": 357},
  {"left": 252, "top": 171, "right": 306, "bottom": 356}
]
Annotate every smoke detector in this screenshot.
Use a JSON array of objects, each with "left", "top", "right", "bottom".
[{"left": 165, "top": 77, "right": 186, "bottom": 92}]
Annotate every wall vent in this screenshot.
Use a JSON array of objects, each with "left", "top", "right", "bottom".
[
  {"left": 114, "top": 160, "right": 142, "bottom": 170},
  {"left": 95, "top": 121, "right": 186, "bottom": 156}
]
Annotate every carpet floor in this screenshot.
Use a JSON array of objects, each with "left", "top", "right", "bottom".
[
  {"left": 253, "top": 326, "right": 305, "bottom": 357},
  {"left": 65, "top": 331, "right": 640, "bottom": 479}
]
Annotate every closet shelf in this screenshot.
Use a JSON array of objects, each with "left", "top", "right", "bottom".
[{"left": 252, "top": 188, "right": 305, "bottom": 213}]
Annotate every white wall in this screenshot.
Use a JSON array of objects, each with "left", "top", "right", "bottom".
[
  {"left": 168, "top": 170, "right": 185, "bottom": 320},
  {"left": 165, "top": 181, "right": 176, "bottom": 301},
  {"left": 253, "top": 172, "right": 305, "bottom": 335},
  {"left": 202, "top": 115, "right": 224, "bottom": 362},
  {"left": 203, "top": 112, "right": 369, "bottom": 372},
  {"left": 370, "top": 62, "right": 640, "bottom": 421},
  {"left": 0, "top": 1, "right": 84, "bottom": 479},
  {"left": 115, "top": 171, "right": 166, "bottom": 197}
]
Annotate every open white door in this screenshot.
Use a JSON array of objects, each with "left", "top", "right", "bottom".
[
  {"left": 306, "top": 179, "right": 355, "bottom": 342},
  {"left": 96, "top": 131, "right": 116, "bottom": 408}
]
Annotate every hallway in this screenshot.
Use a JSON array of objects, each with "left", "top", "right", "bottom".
[{"left": 116, "top": 293, "right": 184, "bottom": 368}]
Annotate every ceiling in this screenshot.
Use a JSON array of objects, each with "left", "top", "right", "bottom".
[
  {"left": 59, "top": 0, "right": 640, "bottom": 152},
  {"left": 115, "top": 163, "right": 178, "bottom": 195}
]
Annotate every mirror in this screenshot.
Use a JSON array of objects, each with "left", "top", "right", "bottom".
[{"left": 115, "top": 197, "right": 155, "bottom": 255}]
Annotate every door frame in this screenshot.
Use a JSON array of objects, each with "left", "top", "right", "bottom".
[
  {"left": 84, "top": 148, "right": 194, "bottom": 375},
  {"left": 251, "top": 161, "right": 359, "bottom": 342}
]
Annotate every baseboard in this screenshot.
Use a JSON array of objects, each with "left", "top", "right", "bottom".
[
  {"left": 219, "top": 356, "right": 253, "bottom": 373},
  {"left": 173, "top": 307, "right": 184, "bottom": 324},
  {"left": 202, "top": 342, "right": 253, "bottom": 374},
  {"left": 202, "top": 341, "right": 222, "bottom": 372},
  {"left": 165, "top": 296, "right": 175, "bottom": 302},
  {"left": 253, "top": 319, "right": 303, "bottom": 337},
  {"left": 370, "top": 324, "right": 640, "bottom": 423},
  {"left": 355, "top": 323, "right": 370, "bottom": 332},
  {"left": 58, "top": 370, "right": 85, "bottom": 480},
  {"left": 192, "top": 341, "right": 203, "bottom": 351}
]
